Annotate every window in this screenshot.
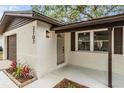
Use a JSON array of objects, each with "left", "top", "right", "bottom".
[
  {"left": 78, "top": 32, "right": 90, "bottom": 51},
  {"left": 94, "top": 31, "right": 108, "bottom": 51}
]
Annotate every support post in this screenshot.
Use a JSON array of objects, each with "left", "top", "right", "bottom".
[{"left": 108, "top": 28, "right": 113, "bottom": 88}]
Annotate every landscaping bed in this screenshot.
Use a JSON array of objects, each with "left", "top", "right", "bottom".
[
  {"left": 3, "top": 60, "right": 37, "bottom": 88},
  {"left": 6, "top": 68, "right": 34, "bottom": 83},
  {"left": 54, "top": 78, "right": 89, "bottom": 88}
]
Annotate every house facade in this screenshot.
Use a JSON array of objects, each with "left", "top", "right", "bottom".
[{"left": 1, "top": 11, "right": 124, "bottom": 87}]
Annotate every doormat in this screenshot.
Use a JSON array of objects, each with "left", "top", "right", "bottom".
[{"left": 54, "top": 78, "right": 89, "bottom": 88}]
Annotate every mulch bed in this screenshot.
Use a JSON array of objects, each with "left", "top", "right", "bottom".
[
  {"left": 54, "top": 78, "right": 89, "bottom": 88},
  {"left": 6, "top": 68, "right": 34, "bottom": 83}
]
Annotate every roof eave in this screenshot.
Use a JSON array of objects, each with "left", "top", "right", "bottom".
[
  {"left": 51, "top": 14, "right": 124, "bottom": 31},
  {"left": 0, "top": 10, "right": 64, "bottom": 34}
]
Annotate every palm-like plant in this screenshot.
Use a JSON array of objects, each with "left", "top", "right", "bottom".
[
  {"left": 12, "top": 63, "right": 22, "bottom": 78},
  {"left": 12, "top": 63, "right": 34, "bottom": 79}
]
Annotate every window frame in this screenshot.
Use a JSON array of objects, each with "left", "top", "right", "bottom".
[
  {"left": 94, "top": 30, "right": 109, "bottom": 52},
  {"left": 76, "top": 29, "right": 108, "bottom": 53},
  {"left": 77, "top": 32, "right": 90, "bottom": 51}
]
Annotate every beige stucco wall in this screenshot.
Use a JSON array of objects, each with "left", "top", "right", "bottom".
[
  {"left": 0, "top": 35, "right": 3, "bottom": 48},
  {"left": 3, "top": 20, "right": 67, "bottom": 78},
  {"left": 36, "top": 21, "right": 67, "bottom": 78},
  {"left": 3, "top": 21, "right": 37, "bottom": 70},
  {"left": 65, "top": 27, "right": 124, "bottom": 76}
]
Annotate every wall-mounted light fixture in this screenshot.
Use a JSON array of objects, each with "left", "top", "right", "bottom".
[
  {"left": 46, "top": 30, "right": 51, "bottom": 38},
  {"left": 32, "top": 26, "right": 35, "bottom": 44}
]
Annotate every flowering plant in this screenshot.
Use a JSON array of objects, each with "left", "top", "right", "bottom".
[
  {"left": 11, "top": 59, "right": 17, "bottom": 70},
  {"left": 21, "top": 65, "right": 31, "bottom": 78},
  {"left": 10, "top": 59, "right": 34, "bottom": 79}
]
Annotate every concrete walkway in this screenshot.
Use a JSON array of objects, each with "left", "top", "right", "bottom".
[
  {"left": 0, "top": 71, "right": 18, "bottom": 88},
  {"left": 0, "top": 60, "right": 17, "bottom": 88},
  {"left": 0, "top": 60, "right": 12, "bottom": 70},
  {"left": 0, "top": 64, "right": 123, "bottom": 88}
]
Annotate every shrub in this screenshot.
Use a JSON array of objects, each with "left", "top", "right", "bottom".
[{"left": 10, "top": 60, "right": 34, "bottom": 79}]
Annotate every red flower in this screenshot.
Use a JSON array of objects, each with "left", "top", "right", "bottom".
[
  {"left": 11, "top": 59, "right": 17, "bottom": 69},
  {"left": 21, "top": 66, "right": 30, "bottom": 78}
]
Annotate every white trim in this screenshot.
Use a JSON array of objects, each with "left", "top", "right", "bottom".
[
  {"left": 76, "top": 30, "right": 91, "bottom": 51},
  {"left": 76, "top": 28, "right": 109, "bottom": 53},
  {"left": 123, "top": 27, "right": 124, "bottom": 54},
  {"left": 3, "top": 36, "right": 7, "bottom": 60},
  {"left": 3, "top": 32, "right": 17, "bottom": 37},
  {"left": 76, "top": 28, "right": 108, "bottom": 33},
  {"left": 75, "top": 32, "right": 78, "bottom": 51},
  {"left": 76, "top": 31, "right": 90, "bottom": 51},
  {"left": 90, "top": 31, "right": 94, "bottom": 52},
  {"left": 74, "top": 50, "right": 108, "bottom": 54},
  {"left": 112, "top": 28, "right": 114, "bottom": 54}
]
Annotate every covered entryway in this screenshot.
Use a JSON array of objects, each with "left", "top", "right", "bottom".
[
  {"left": 7, "top": 34, "right": 17, "bottom": 60},
  {"left": 51, "top": 16, "right": 124, "bottom": 87},
  {"left": 57, "top": 33, "right": 65, "bottom": 65}
]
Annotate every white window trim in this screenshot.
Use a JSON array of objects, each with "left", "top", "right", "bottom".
[
  {"left": 94, "top": 31, "right": 109, "bottom": 52},
  {"left": 76, "top": 30, "right": 90, "bottom": 51},
  {"left": 90, "top": 31, "right": 94, "bottom": 52},
  {"left": 76, "top": 28, "right": 108, "bottom": 52}
]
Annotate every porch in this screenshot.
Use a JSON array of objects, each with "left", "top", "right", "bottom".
[
  {"left": 25, "top": 64, "right": 108, "bottom": 88},
  {"left": 0, "top": 64, "right": 123, "bottom": 88}
]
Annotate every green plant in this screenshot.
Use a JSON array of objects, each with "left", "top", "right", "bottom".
[
  {"left": 12, "top": 63, "right": 22, "bottom": 78},
  {"left": 67, "top": 82, "right": 76, "bottom": 88},
  {"left": 11, "top": 62, "right": 34, "bottom": 79}
]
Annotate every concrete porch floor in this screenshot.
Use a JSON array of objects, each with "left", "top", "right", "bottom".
[
  {"left": 0, "top": 64, "right": 124, "bottom": 88},
  {"left": 25, "top": 64, "right": 108, "bottom": 88}
]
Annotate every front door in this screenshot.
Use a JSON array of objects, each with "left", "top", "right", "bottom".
[
  {"left": 57, "top": 33, "right": 65, "bottom": 65},
  {"left": 7, "top": 34, "right": 17, "bottom": 60}
]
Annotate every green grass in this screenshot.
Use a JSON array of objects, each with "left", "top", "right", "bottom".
[{"left": 0, "top": 51, "right": 3, "bottom": 60}]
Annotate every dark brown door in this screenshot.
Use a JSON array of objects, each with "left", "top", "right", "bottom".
[{"left": 7, "top": 34, "right": 17, "bottom": 60}]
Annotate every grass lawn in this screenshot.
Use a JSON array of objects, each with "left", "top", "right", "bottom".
[{"left": 0, "top": 51, "right": 3, "bottom": 60}]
